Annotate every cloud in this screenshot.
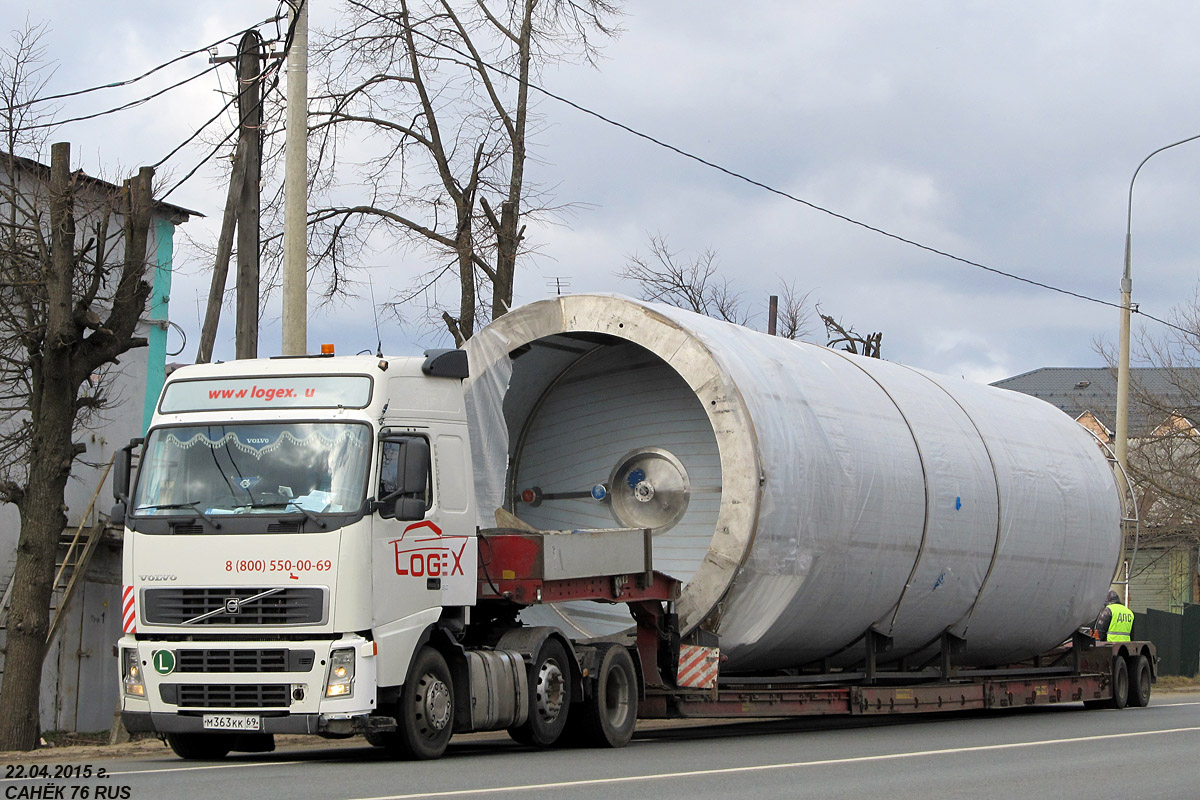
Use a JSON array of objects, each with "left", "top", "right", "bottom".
[{"left": 11, "top": 1, "right": 1200, "bottom": 381}]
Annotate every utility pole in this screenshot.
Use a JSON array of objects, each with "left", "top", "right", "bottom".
[
  {"left": 196, "top": 139, "right": 246, "bottom": 363},
  {"left": 282, "top": 0, "right": 309, "bottom": 356},
  {"left": 235, "top": 29, "right": 263, "bottom": 360},
  {"left": 768, "top": 295, "right": 778, "bottom": 336}
]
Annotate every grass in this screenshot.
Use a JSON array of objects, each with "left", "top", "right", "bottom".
[
  {"left": 39, "top": 730, "right": 158, "bottom": 748},
  {"left": 39, "top": 730, "right": 110, "bottom": 748},
  {"left": 1154, "top": 674, "right": 1200, "bottom": 690}
]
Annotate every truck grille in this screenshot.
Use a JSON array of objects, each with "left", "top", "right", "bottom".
[
  {"left": 175, "top": 649, "right": 316, "bottom": 673},
  {"left": 143, "top": 587, "right": 326, "bottom": 626},
  {"left": 161, "top": 683, "right": 292, "bottom": 708}
]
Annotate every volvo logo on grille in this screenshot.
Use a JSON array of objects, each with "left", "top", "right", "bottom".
[{"left": 176, "top": 587, "right": 289, "bottom": 625}]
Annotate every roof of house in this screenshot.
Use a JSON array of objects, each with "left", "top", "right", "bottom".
[
  {"left": 992, "top": 366, "right": 1200, "bottom": 436},
  {"left": 2, "top": 151, "right": 201, "bottom": 222}
]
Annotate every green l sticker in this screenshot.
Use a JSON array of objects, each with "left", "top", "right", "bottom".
[{"left": 152, "top": 649, "right": 176, "bottom": 675}]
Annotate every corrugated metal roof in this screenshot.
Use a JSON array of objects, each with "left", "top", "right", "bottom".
[{"left": 991, "top": 367, "right": 1200, "bottom": 435}]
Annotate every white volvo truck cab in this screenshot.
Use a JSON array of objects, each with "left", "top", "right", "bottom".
[{"left": 115, "top": 350, "right": 497, "bottom": 759}]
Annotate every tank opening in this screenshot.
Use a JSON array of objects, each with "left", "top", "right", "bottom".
[{"left": 503, "top": 334, "right": 722, "bottom": 638}]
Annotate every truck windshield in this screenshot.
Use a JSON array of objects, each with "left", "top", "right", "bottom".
[{"left": 131, "top": 422, "right": 371, "bottom": 520}]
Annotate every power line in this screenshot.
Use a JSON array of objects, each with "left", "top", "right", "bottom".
[
  {"left": 21, "top": 16, "right": 285, "bottom": 136},
  {"left": 150, "top": 91, "right": 240, "bottom": 172},
  {"left": 15, "top": 15, "right": 284, "bottom": 110},
  {"left": 24, "top": 62, "right": 223, "bottom": 131},
  {"left": 152, "top": 38, "right": 289, "bottom": 172},
  {"left": 377, "top": 12, "right": 1191, "bottom": 336},
  {"left": 157, "top": 71, "right": 274, "bottom": 202},
  {"left": 157, "top": 8, "right": 302, "bottom": 201}
]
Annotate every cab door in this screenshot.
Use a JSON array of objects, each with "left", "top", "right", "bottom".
[{"left": 370, "top": 429, "right": 476, "bottom": 647}]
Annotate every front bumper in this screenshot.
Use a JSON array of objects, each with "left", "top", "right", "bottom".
[
  {"left": 118, "top": 635, "right": 381, "bottom": 734},
  {"left": 122, "top": 710, "right": 395, "bottom": 736}
]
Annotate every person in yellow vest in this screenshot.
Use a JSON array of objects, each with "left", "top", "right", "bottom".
[{"left": 1097, "top": 590, "right": 1135, "bottom": 642}]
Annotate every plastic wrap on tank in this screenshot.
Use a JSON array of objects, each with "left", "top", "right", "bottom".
[{"left": 464, "top": 294, "right": 1122, "bottom": 670}]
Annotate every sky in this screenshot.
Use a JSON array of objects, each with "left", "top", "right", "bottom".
[{"left": 6, "top": 1, "right": 1200, "bottom": 384}]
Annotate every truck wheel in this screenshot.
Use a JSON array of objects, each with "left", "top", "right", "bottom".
[
  {"left": 396, "top": 647, "right": 455, "bottom": 760},
  {"left": 1109, "top": 655, "right": 1129, "bottom": 710},
  {"left": 1127, "top": 654, "right": 1152, "bottom": 707},
  {"left": 577, "top": 644, "right": 638, "bottom": 748},
  {"left": 509, "top": 638, "right": 572, "bottom": 747},
  {"left": 165, "top": 733, "right": 231, "bottom": 760}
]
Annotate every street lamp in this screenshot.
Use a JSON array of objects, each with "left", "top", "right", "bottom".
[
  {"left": 1115, "top": 133, "right": 1200, "bottom": 601},
  {"left": 1116, "top": 132, "right": 1200, "bottom": 480}
]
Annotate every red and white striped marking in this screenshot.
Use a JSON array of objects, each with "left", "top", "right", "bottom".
[
  {"left": 121, "top": 585, "right": 137, "bottom": 633},
  {"left": 676, "top": 644, "right": 719, "bottom": 689}
]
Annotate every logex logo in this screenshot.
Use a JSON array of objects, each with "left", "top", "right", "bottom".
[{"left": 390, "top": 520, "right": 469, "bottom": 580}]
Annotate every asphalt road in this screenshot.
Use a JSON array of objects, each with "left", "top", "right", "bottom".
[{"left": 5, "top": 692, "right": 1200, "bottom": 800}]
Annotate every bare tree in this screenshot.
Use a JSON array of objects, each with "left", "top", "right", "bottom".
[
  {"left": 306, "top": 0, "right": 620, "bottom": 344},
  {"left": 820, "top": 309, "right": 882, "bottom": 358},
  {"left": 775, "top": 279, "right": 814, "bottom": 340},
  {"left": 1099, "top": 297, "right": 1200, "bottom": 551},
  {"left": 620, "top": 233, "right": 822, "bottom": 339},
  {"left": 0, "top": 28, "right": 159, "bottom": 751},
  {"left": 620, "top": 234, "right": 750, "bottom": 324}
]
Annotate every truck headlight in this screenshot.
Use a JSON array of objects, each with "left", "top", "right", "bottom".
[
  {"left": 325, "top": 648, "right": 355, "bottom": 698},
  {"left": 123, "top": 648, "right": 146, "bottom": 697}
]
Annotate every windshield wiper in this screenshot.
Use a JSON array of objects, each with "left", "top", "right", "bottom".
[
  {"left": 135, "top": 501, "right": 222, "bottom": 531},
  {"left": 235, "top": 501, "right": 328, "bottom": 530}
]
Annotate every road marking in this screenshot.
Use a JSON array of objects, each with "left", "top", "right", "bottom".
[
  {"left": 1154, "top": 700, "right": 1200, "bottom": 707},
  {"left": 349, "top": 726, "right": 1200, "bottom": 800}
]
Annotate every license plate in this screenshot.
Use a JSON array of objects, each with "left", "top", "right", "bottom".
[{"left": 202, "top": 714, "right": 261, "bottom": 731}]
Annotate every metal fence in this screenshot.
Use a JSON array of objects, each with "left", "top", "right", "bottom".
[{"left": 1131, "top": 604, "right": 1200, "bottom": 676}]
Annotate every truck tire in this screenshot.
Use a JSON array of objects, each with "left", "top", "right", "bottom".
[
  {"left": 576, "top": 644, "right": 638, "bottom": 748},
  {"left": 1109, "top": 655, "right": 1129, "bottom": 710},
  {"left": 1127, "top": 654, "right": 1152, "bottom": 708},
  {"left": 509, "top": 638, "right": 572, "bottom": 747},
  {"left": 165, "top": 733, "right": 231, "bottom": 760},
  {"left": 395, "top": 647, "right": 455, "bottom": 760}
]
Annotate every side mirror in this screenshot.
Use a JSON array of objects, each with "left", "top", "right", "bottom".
[
  {"left": 396, "top": 497, "right": 427, "bottom": 522},
  {"left": 112, "top": 437, "right": 141, "bottom": 504},
  {"left": 113, "top": 448, "right": 131, "bottom": 503},
  {"left": 376, "top": 436, "right": 431, "bottom": 520},
  {"left": 110, "top": 500, "right": 126, "bottom": 527}
]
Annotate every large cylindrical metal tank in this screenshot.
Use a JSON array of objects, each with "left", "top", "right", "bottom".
[{"left": 464, "top": 295, "right": 1122, "bottom": 670}]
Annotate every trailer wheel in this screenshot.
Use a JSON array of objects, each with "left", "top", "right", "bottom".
[
  {"left": 509, "top": 638, "right": 572, "bottom": 747},
  {"left": 1126, "top": 654, "right": 1151, "bottom": 707},
  {"left": 395, "top": 647, "right": 455, "bottom": 760},
  {"left": 1109, "top": 655, "right": 1129, "bottom": 710},
  {"left": 577, "top": 643, "right": 638, "bottom": 748},
  {"left": 165, "top": 733, "right": 231, "bottom": 761}
]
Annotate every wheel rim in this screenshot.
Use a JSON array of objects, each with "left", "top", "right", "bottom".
[
  {"left": 535, "top": 658, "right": 566, "bottom": 722},
  {"left": 415, "top": 672, "right": 452, "bottom": 737},
  {"left": 603, "top": 664, "right": 632, "bottom": 728}
]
